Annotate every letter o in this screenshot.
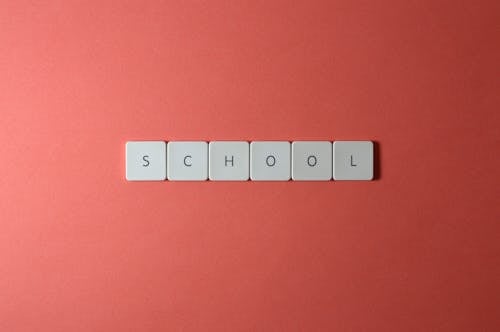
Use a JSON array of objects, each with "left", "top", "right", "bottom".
[
  {"left": 266, "top": 155, "right": 276, "bottom": 167},
  {"left": 307, "top": 155, "right": 317, "bottom": 167}
]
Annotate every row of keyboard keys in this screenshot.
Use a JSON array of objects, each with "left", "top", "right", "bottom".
[{"left": 125, "top": 141, "right": 374, "bottom": 181}]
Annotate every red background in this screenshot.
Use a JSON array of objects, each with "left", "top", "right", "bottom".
[{"left": 1, "top": 1, "right": 499, "bottom": 331}]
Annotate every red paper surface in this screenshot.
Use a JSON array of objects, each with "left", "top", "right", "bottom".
[{"left": 1, "top": 1, "right": 499, "bottom": 331}]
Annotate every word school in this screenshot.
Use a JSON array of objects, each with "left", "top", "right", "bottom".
[{"left": 125, "top": 141, "right": 374, "bottom": 181}]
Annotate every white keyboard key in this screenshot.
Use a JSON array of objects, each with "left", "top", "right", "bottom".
[
  {"left": 333, "top": 141, "right": 374, "bottom": 180},
  {"left": 167, "top": 141, "right": 208, "bottom": 181},
  {"left": 250, "top": 141, "right": 290, "bottom": 181},
  {"left": 291, "top": 141, "right": 332, "bottom": 181},
  {"left": 126, "top": 141, "right": 166, "bottom": 181},
  {"left": 209, "top": 141, "right": 249, "bottom": 181}
]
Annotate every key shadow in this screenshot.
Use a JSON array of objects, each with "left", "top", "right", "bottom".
[{"left": 373, "top": 141, "right": 382, "bottom": 180}]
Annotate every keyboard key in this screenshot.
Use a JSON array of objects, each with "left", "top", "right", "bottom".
[
  {"left": 250, "top": 141, "right": 290, "bottom": 181},
  {"left": 333, "top": 141, "right": 374, "bottom": 180},
  {"left": 291, "top": 141, "right": 332, "bottom": 181},
  {"left": 126, "top": 141, "right": 166, "bottom": 181},
  {"left": 209, "top": 141, "right": 249, "bottom": 181},
  {"left": 167, "top": 141, "right": 208, "bottom": 181}
]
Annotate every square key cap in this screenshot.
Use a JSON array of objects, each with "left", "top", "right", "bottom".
[
  {"left": 333, "top": 141, "right": 373, "bottom": 180},
  {"left": 291, "top": 141, "right": 332, "bottom": 181},
  {"left": 167, "top": 141, "right": 208, "bottom": 181},
  {"left": 209, "top": 141, "right": 249, "bottom": 181},
  {"left": 126, "top": 141, "right": 166, "bottom": 181},
  {"left": 250, "top": 141, "right": 290, "bottom": 181}
]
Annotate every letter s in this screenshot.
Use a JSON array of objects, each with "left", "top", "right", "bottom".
[{"left": 142, "top": 155, "right": 150, "bottom": 167}]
